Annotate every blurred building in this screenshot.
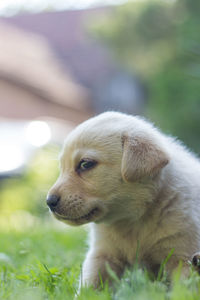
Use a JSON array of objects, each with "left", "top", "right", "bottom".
[
  {"left": 0, "top": 21, "right": 91, "bottom": 126},
  {"left": 0, "top": 7, "right": 146, "bottom": 119},
  {"left": 0, "top": 7, "right": 146, "bottom": 176}
]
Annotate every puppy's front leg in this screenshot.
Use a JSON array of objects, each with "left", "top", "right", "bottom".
[{"left": 80, "top": 249, "right": 124, "bottom": 289}]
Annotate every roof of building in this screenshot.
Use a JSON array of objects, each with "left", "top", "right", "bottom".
[
  {"left": 0, "top": 8, "right": 146, "bottom": 117},
  {"left": 1, "top": 8, "right": 114, "bottom": 89},
  {"left": 0, "top": 20, "right": 90, "bottom": 113}
]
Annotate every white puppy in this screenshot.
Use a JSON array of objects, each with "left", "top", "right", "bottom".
[{"left": 47, "top": 112, "right": 200, "bottom": 288}]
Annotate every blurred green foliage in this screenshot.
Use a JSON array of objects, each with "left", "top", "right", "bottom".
[
  {"left": 0, "top": 146, "right": 60, "bottom": 219},
  {"left": 1, "top": 227, "right": 200, "bottom": 299},
  {"left": 94, "top": 0, "right": 200, "bottom": 153}
]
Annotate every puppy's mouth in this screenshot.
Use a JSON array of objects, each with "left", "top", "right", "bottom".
[{"left": 54, "top": 207, "right": 101, "bottom": 224}]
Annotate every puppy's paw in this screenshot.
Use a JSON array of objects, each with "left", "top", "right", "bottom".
[{"left": 192, "top": 252, "right": 200, "bottom": 274}]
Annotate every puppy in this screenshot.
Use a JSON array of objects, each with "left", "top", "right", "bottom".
[{"left": 47, "top": 112, "right": 200, "bottom": 288}]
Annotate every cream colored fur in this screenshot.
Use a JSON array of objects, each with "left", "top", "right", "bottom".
[{"left": 48, "top": 112, "right": 200, "bottom": 288}]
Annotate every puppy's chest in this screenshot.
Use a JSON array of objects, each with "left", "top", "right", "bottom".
[{"left": 109, "top": 226, "right": 149, "bottom": 265}]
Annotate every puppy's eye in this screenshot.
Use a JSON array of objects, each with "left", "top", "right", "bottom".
[{"left": 77, "top": 159, "right": 97, "bottom": 172}]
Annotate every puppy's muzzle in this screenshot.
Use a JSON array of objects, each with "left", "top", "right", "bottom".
[{"left": 46, "top": 194, "right": 60, "bottom": 211}]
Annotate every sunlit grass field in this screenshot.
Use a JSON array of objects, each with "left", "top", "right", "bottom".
[{"left": 1, "top": 223, "right": 200, "bottom": 300}]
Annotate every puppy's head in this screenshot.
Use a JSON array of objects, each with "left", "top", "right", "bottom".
[{"left": 47, "top": 112, "right": 169, "bottom": 226}]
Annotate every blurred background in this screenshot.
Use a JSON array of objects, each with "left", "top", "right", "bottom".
[{"left": 0, "top": 0, "right": 199, "bottom": 230}]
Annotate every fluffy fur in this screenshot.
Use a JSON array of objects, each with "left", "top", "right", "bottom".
[{"left": 47, "top": 112, "right": 200, "bottom": 288}]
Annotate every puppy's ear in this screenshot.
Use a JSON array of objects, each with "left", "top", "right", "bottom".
[{"left": 121, "top": 134, "right": 169, "bottom": 182}]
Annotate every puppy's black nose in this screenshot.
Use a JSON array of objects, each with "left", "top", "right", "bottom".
[{"left": 46, "top": 194, "right": 60, "bottom": 209}]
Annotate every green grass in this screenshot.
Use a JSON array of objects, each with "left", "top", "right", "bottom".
[{"left": 1, "top": 225, "right": 200, "bottom": 300}]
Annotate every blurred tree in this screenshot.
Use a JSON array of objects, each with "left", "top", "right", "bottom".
[{"left": 94, "top": 0, "right": 200, "bottom": 153}]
